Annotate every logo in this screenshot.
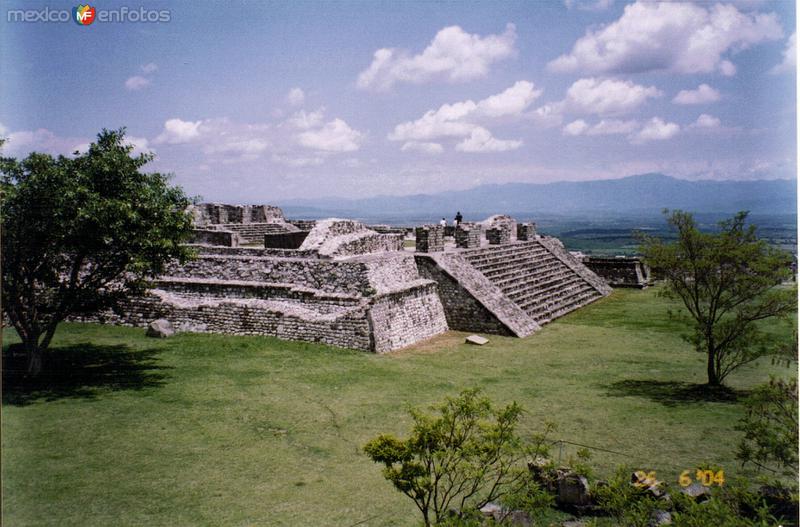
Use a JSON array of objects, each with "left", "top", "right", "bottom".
[{"left": 73, "top": 4, "right": 96, "bottom": 25}]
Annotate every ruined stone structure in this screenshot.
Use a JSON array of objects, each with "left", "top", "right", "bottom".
[
  {"left": 189, "top": 202, "right": 298, "bottom": 244},
  {"left": 517, "top": 223, "right": 537, "bottom": 241},
  {"left": 455, "top": 223, "right": 481, "bottom": 249},
  {"left": 82, "top": 214, "right": 446, "bottom": 353},
  {"left": 415, "top": 225, "right": 445, "bottom": 253},
  {"left": 583, "top": 256, "right": 651, "bottom": 288},
  {"left": 82, "top": 204, "right": 613, "bottom": 352},
  {"left": 417, "top": 235, "right": 612, "bottom": 337}
]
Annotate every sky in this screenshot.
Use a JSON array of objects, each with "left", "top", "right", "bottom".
[{"left": 0, "top": 0, "right": 796, "bottom": 202}]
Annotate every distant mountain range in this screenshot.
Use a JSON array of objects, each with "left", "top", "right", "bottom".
[{"left": 278, "top": 174, "right": 796, "bottom": 221}]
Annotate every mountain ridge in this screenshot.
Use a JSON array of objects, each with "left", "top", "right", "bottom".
[{"left": 277, "top": 173, "right": 796, "bottom": 218}]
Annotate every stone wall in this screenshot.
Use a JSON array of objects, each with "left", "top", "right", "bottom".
[
  {"left": 415, "top": 225, "right": 444, "bottom": 253},
  {"left": 288, "top": 219, "right": 317, "bottom": 231},
  {"left": 486, "top": 227, "right": 511, "bottom": 245},
  {"left": 77, "top": 250, "right": 448, "bottom": 353},
  {"left": 537, "top": 237, "right": 613, "bottom": 296},
  {"left": 368, "top": 282, "right": 449, "bottom": 353},
  {"left": 415, "top": 253, "right": 539, "bottom": 337},
  {"left": 191, "top": 246, "right": 323, "bottom": 259},
  {"left": 190, "top": 203, "right": 286, "bottom": 226},
  {"left": 299, "top": 219, "right": 403, "bottom": 258},
  {"left": 78, "top": 293, "right": 374, "bottom": 350},
  {"left": 165, "top": 255, "right": 375, "bottom": 295},
  {"left": 264, "top": 231, "right": 310, "bottom": 249},
  {"left": 517, "top": 223, "right": 537, "bottom": 241},
  {"left": 189, "top": 229, "right": 240, "bottom": 247},
  {"left": 483, "top": 215, "right": 516, "bottom": 242},
  {"left": 455, "top": 223, "right": 481, "bottom": 249},
  {"left": 583, "top": 257, "right": 650, "bottom": 288}
]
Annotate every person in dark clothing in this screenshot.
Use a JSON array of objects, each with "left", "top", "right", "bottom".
[{"left": 454, "top": 211, "right": 463, "bottom": 226}]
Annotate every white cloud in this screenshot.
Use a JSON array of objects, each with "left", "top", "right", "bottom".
[
  {"left": 140, "top": 62, "right": 158, "bottom": 74},
  {"left": 401, "top": 141, "right": 444, "bottom": 155},
  {"left": 271, "top": 153, "right": 324, "bottom": 167},
  {"left": 287, "top": 87, "right": 305, "bottom": 106},
  {"left": 125, "top": 75, "right": 151, "bottom": 91},
  {"left": 564, "top": 118, "right": 639, "bottom": 137},
  {"left": 154, "top": 118, "right": 203, "bottom": 144},
  {"left": 476, "top": 80, "right": 542, "bottom": 118},
  {"left": 548, "top": 2, "right": 783, "bottom": 76},
  {"left": 0, "top": 126, "right": 156, "bottom": 158},
  {"left": 529, "top": 103, "right": 564, "bottom": 128},
  {"left": 718, "top": 60, "right": 737, "bottom": 76},
  {"left": 296, "top": 118, "right": 363, "bottom": 152},
  {"left": 672, "top": 84, "right": 721, "bottom": 105},
  {"left": 389, "top": 80, "right": 539, "bottom": 148},
  {"left": 285, "top": 109, "right": 325, "bottom": 130},
  {"left": 205, "top": 138, "right": 269, "bottom": 157},
  {"left": 690, "top": 114, "right": 722, "bottom": 128},
  {"left": 565, "top": 77, "right": 661, "bottom": 115},
  {"left": 770, "top": 32, "right": 796, "bottom": 74},
  {"left": 455, "top": 127, "right": 522, "bottom": 153},
  {"left": 390, "top": 100, "right": 479, "bottom": 142},
  {"left": 125, "top": 136, "right": 153, "bottom": 156},
  {"left": 357, "top": 23, "right": 517, "bottom": 91},
  {"left": 563, "top": 119, "right": 589, "bottom": 136},
  {"left": 631, "top": 117, "right": 680, "bottom": 143},
  {"left": 588, "top": 119, "right": 639, "bottom": 135},
  {"left": 0, "top": 127, "right": 89, "bottom": 157},
  {"left": 564, "top": 0, "right": 614, "bottom": 11}
]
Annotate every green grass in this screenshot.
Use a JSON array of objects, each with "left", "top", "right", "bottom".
[{"left": 2, "top": 287, "right": 796, "bottom": 526}]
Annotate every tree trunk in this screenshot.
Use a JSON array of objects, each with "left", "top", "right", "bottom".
[
  {"left": 706, "top": 349, "right": 720, "bottom": 386},
  {"left": 25, "top": 341, "right": 43, "bottom": 377}
]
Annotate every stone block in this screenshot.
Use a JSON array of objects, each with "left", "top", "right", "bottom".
[
  {"left": 455, "top": 223, "right": 481, "bottom": 249},
  {"left": 415, "top": 225, "right": 444, "bottom": 253},
  {"left": 146, "top": 318, "right": 175, "bottom": 338},
  {"left": 486, "top": 227, "right": 510, "bottom": 245},
  {"left": 465, "top": 335, "right": 489, "bottom": 345},
  {"left": 517, "top": 222, "right": 537, "bottom": 241}
]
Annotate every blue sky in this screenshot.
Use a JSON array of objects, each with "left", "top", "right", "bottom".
[{"left": 1, "top": 0, "right": 796, "bottom": 201}]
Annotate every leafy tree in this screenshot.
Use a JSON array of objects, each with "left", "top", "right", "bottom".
[
  {"left": 1, "top": 128, "right": 193, "bottom": 376},
  {"left": 736, "top": 377, "right": 798, "bottom": 478},
  {"left": 639, "top": 210, "right": 796, "bottom": 387},
  {"left": 363, "top": 389, "right": 547, "bottom": 526}
]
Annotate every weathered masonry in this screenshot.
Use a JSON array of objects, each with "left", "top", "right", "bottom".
[
  {"left": 582, "top": 256, "right": 651, "bottom": 288},
  {"left": 84, "top": 203, "right": 613, "bottom": 352}
]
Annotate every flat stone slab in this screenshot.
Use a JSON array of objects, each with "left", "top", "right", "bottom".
[
  {"left": 146, "top": 318, "right": 175, "bottom": 338},
  {"left": 465, "top": 335, "right": 489, "bottom": 345}
]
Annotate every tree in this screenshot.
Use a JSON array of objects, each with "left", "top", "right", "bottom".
[
  {"left": 363, "top": 389, "right": 549, "bottom": 526},
  {"left": 639, "top": 210, "right": 796, "bottom": 387},
  {"left": 736, "top": 376, "right": 798, "bottom": 478},
  {"left": 1, "top": 128, "right": 193, "bottom": 376}
]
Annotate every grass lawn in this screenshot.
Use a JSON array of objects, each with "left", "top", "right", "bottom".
[{"left": 2, "top": 287, "right": 796, "bottom": 526}]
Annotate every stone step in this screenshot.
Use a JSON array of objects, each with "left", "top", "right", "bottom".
[
  {"left": 460, "top": 241, "right": 542, "bottom": 259},
  {"left": 498, "top": 267, "right": 577, "bottom": 295},
  {"left": 465, "top": 247, "right": 551, "bottom": 268},
  {"left": 488, "top": 260, "right": 564, "bottom": 284},
  {"left": 154, "top": 277, "right": 363, "bottom": 304},
  {"left": 527, "top": 287, "right": 601, "bottom": 324},
  {"left": 499, "top": 265, "right": 579, "bottom": 291},
  {"left": 469, "top": 253, "right": 556, "bottom": 275},
  {"left": 504, "top": 274, "right": 586, "bottom": 304},
  {"left": 519, "top": 281, "right": 594, "bottom": 313}
]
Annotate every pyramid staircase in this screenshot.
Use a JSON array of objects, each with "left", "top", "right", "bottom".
[{"left": 459, "top": 239, "right": 611, "bottom": 325}]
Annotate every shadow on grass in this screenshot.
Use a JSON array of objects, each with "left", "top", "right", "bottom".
[
  {"left": 3, "top": 343, "right": 170, "bottom": 406},
  {"left": 603, "top": 379, "right": 748, "bottom": 407}
]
